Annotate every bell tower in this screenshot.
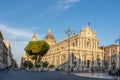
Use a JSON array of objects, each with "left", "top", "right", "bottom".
[{"left": 32, "top": 33, "right": 37, "bottom": 41}]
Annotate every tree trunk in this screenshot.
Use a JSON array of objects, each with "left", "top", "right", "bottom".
[
  {"left": 36, "top": 55, "right": 39, "bottom": 64},
  {"left": 35, "top": 55, "right": 37, "bottom": 64}
]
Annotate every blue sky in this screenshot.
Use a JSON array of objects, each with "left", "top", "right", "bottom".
[{"left": 0, "top": 0, "right": 120, "bottom": 66}]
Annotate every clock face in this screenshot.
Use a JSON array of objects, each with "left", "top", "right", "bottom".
[{"left": 86, "top": 31, "right": 92, "bottom": 37}]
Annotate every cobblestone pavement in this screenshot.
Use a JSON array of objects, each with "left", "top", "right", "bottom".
[{"left": 0, "top": 70, "right": 112, "bottom": 80}]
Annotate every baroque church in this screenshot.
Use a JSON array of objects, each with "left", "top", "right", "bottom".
[
  {"left": 21, "top": 23, "right": 120, "bottom": 71},
  {"left": 42, "top": 23, "right": 103, "bottom": 71}
]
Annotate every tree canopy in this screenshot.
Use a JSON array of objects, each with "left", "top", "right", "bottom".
[{"left": 25, "top": 40, "right": 50, "bottom": 63}]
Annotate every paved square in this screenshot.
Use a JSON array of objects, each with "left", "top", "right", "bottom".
[{"left": 0, "top": 70, "right": 113, "bottom": 80}]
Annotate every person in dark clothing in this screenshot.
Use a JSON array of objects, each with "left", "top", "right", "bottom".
[
  {"left": 71, "top": 67, "right": 73, "bottom": 72},
  {"left": 91, "top": 68, "right": 94, "bottom": 74}
]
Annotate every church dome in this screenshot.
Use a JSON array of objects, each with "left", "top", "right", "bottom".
[
  {"left": 44, "top": 29, "right": 56, "bottom": 46},
  {"left": 45, "top": 33, "right": 55, "bottom": 40},
  {"left": 44, "top": 29, "right": 55, "bottom": 40}
]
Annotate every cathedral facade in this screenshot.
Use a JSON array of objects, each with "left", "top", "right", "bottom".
[
  {"left": 42, "top": 24, "right": 103, "bottom": 71},
  {"left": 21, "top": 23, "right": 120, "bottom": 71}
]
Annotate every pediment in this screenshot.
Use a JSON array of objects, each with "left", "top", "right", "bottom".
[{"left": 79, "top": 24, "right": 96, "bottom": 39}]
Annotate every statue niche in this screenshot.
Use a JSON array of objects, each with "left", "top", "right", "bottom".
[{"left": 87, "top": 39, "right": 91, "bottom": 48}]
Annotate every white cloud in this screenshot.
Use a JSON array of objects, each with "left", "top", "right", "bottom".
[
  {"left": 0, "top": 24, "right": 32, "bottom": 40},
  {"left": 0, "top": 24, "right": 43, "bottom": 66},
  {"left": 0, "top": 24, "right": 45, "bottom": 44},
  {"left": 37, "top": 0, "right": 81, "bottom": 18},
  {"left": 52, "top": 0, "right": 80, "bottom": 13}
]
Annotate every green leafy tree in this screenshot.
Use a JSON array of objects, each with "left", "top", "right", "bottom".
[
  {"left": 35, "top": 64, "right": 41, "bottom": 68},
  {"left": 28, "top": 61, "right": 33, "bottom": 69},
  {"left": 49, "top": 64, "right": 55, "bottom": 68},
  {"left": 42, "top": 61, "right": 49, "bottom": 68},
  {"left": 23, "top": 61, "right": 33, "bottom": 69},
  {"left": 35, "top": 63, "right": 41, "bottom": 71},
  {"left": 25, "top": 40, "right": 50, "bottom": 64}
]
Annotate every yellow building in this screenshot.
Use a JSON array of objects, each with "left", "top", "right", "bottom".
[
  {"left": 102, "top": 44, "right": 120, "bottom": 69},
  {"left": 42, "top": 24, "right": 103, "bottom": 71}
]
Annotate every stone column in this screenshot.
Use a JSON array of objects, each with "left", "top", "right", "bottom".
[
  {"left": 116, "top": 47, "right": 119, "bottom": 68},
  {"left": 90, "top": 55, "right": 92, "bottom": 68},
  {"left": 60, "top": 55, "right": 61, "bottom": 65},
  {"left": 93, "top": 41, "right": 95, "bottom": 50},
  {"left": 55, "top": 56, "right": 57, "bottom": 67},
  {"left": 69, "top": 53, "right": 72, "bottom": 67},
  {"left": 80, "top": 39, "right": 83, "bottom": 49},
  {"left": 101, "top": 53, "right": 103, "bottom": 68},
  {"left": 83, "top": 39, "right": 85, "bottom": 49},
  {"left": 96, "top": 41, "right": 97, "bottom": 50},
  {"left": 79, "top": 38, "right": 80, "bottom": 48},
  {"left": 109, "top": 48, "right": 111, "bottom": 69},
  {"left": 80, "top": 52, "right": 82, "bottom": 70},
  {"left": 93, "top": 52, "right": 95, "bottom": 67},
  {"left": 84, "top": 39, "right": 86, "bottom": 48},
  {"left": 95, "top": 55, "right": 97, "bottom": 67},
  {"left": 81, "top": 51, "right": 84, "bottom": 71}
]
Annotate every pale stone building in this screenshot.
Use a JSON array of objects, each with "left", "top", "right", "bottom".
[
  {"left": 0, "top": 31, "right": 8, "bottom": 68},
  {"left": 0, "top": 31, "right": 17, "bottom": 69},
  {"left": 22, "top": 24, "right": 120, "bottom": 71},
  {"left": 4, "top": 41, "right": 13, "bottom": 67},
  {"left": 3, "top": 40, "right": 8, "bottom": 67},
  {"left": 101, "top": 44, "right": 120, "bottom": 69},
  {"left": 0, "top": 31, "right": 4, "bottom": 68},
  {"left": 42, "top": 24, "right": 103, "bottom": 71}
]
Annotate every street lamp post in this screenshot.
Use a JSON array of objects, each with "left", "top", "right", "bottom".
[
  {"left": 102, "top": 46, "right": 105, "bottom": 72},
  {"left": 91, "top": 46, "right": 94, "bottom": 73},
  {"left": 115, "top": 37, "right": 120, "bottom": 68},
  {"left": 78, "top": 35, "right": 80, "bottom": 70},
  {"left": 65, "top": 28, "right": 73, "bottom": 74}
]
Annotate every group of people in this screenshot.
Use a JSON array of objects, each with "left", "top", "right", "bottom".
[
  {"left": 0, "top": 66, "right": 19, "bottom": 72},
  {"left": 109, "top": 68, "right": 120, "bottom": 76},
  {"left": 0, "top": 66, "right": 9, "bottom": 72}
]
